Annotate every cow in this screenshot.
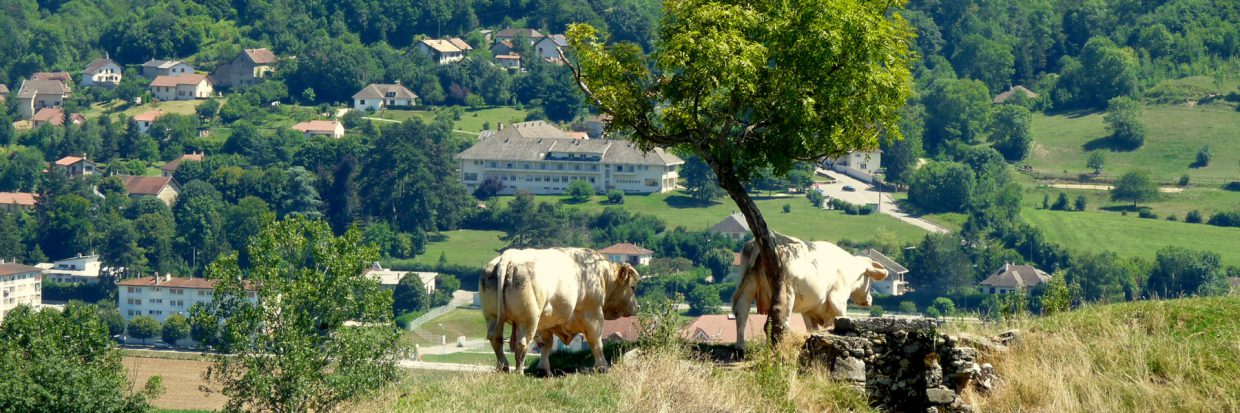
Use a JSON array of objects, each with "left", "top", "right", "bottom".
[
  {"left": 480, "top": 248, "right": 641, "bottom": 375},
  {"left": 731, "top": 234, "right": 888, "bottom": 350}
]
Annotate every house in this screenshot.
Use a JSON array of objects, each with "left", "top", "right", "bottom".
[
  {"left": 141, "top": 59, "right": 196, "bottom": 79},
  {"left": 160, "top": 153, "right": 204, "bottom": 177},
  {"left": 457, "top": 121, "right": 684, "bottom": 195},
  {"left": 417, "top": 38, "right": 472, "bottom": 64},
  {"left": 0, "top": 192, "right": 37, "bottom": 212},
  {"left": 861, "top": 249, "right": 909, "bottom": 296},
  {"left": 531, "top": 316, "right": 641, "bottom": 353},
  {"left": 119, "top": 175, "right": 181, "bottom": 206},
  {"left": 708, "top": 213, "right": 751, "bottom": 241},
  {"left": 0, "top": 84, "right": 7, "bottom": 102},
  {"left": 30, "top": 107, "right": 85, "bottom": 128},
  {"left": 133, "top": 110, "right": 165, "bottom": 134},
  {"left": 352, "top": 83, "right": 418, "bottom": 111},
  {"left": 534, "top": 34, "right": 569, "bottom": 61},
  {"left": 493, "top": 28, "right": 544, "bottom": 45},
  {"left": 599, "top": 243, "right": 654, "bottom": 266},
  {"left": 117, "top": 274, "right": 257, "bottom": 344},
  {"left": 15, "top": 79, "right": 71, "bottom": 119},
  {"left": 213, "top": 48, "right": 277, "bottom": 88},
  {"left": 585, "top": 114, "right": 610, "bottom": 139},
  {"left": 361, "top": 263, "right": 437, "bottom": 294},
  {"left": 53, "top": 155, "right": 97, "bottom": 177},
  {"left": 32, "top": 72, "right": 73, "bottom": 82},
  {"left": 149, "top": 74, "right": 213, "bottom": 101},
  {"left": 490, "top": 40, "right": 517, "bottom": 57},
  {"left": 42, "top": 254, "right": 103, "bottom": 284},
  {"left": 979, "top": 263, "right": 1051, "bottom": 295},
  {"left": 683, "top": 314, "right": 806, "bottom": 344},
  {"left": 80, "top": 57, "right": 123, "bottom": 88},
  {"left": 728, "top": 252, "right": 744, "bottom": 282},
  {"left": 827, "top": 149, "right": 881, "bottom": 183},
  {"left": 291, "top": 120, "right": 345, "bottom": 138},
  {"left": 495, "top": 54, "right": 521, "bottom": 71},
  {"left": 0, "top": 262, "right": 44, "bottom": 324},
  {"left": 992, "top": 85, "right": 1038, "bottom": 104}
]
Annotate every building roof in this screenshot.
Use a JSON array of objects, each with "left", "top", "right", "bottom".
[
  {"left": 32, "top": 72, "right": 72, "bottom": 82},
  {"left": 133, "top": 110, "right": 165, "bottom": 123},
  {"left": 17, "top": 79, "right": 71, "bottom": 99},
  {"left": 458, "top": 122, "right": 684, "bottom": 166},
  {"left": 31, "top": 107, "right": 67, "bottom": 125},
  {"left": 495, "top": 27, "right": 545, "bottom": 39},
  {"left": 352, "top": 83, "right": 418, "bottom": 100},
  {"left": 682, "top": 314, "right": 806, "bottom": 343},
  {"left": 0, "top": 84, "right": 8, "bottom": 94},
  {"left": 242, "top": 48, "right": 278, "bottom": 64},
  {"left": 421, "top": 38, "right": 473, "bottom": 54},
  {"left": 142, "top": 59, "right": 186, "bottom": 69},
  {"left": 55, "top": 155, "right": 92, "bottom": 166},
  {"left": 150, "top": 74, "right": 209, "bottom": 87},
  {"left": 361, "top": 263, "right": 437, "bottom": 286},
  {"left": 599, "top": 242, "right": 654, "bottom": 256},
  {"left": 993, "top": 85, "right": 1038, "bottom": 104},
  {"left": 0, "top": 262, "right": 43, "bottom": 277},
  {"left": 495, "top": 54, "right": 521, "bottom": 61},
  {"left": 979, "top": 263, "right": 1050, "bottom": 289},
  {"left": 118, "top": 275, "right": 223, "bottom": 289},
  {"left": 160, "top": 153, "right": 204, "bottom": 172},
  {"left": 565, "top": 131, "right": 589, "bottom": 140},
  {"left": 119, "top": 175, "right": 174, "bottom": 195},
  {"left": 602, "top": 317, "right": 640, "bottom": 342},
  {"left": 709, "top": 213, "right": 751, "bottom": 235},
  {"left": 292, "top": 120, "right": 342, "bottom": 134},
  {"left": 82, "top": 58, "right": 117, "bottom": 74},
  {"left": 0, "top": 192, "right": 37, "bottom": 207},
  {"left": 863, "top": 249, "right": 908, "bottom": 274},
  {"left": 448, "top": 38, "right": 472, "bottom": 51},
  {"left": 537, "top": 34, "right": 569, "bottom": 48}
]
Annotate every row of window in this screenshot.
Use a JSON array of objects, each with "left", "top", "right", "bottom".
[
  {"left": 476, "top": 160, "right": 662, "bottom": 174},
  {"left": 125, "top": 286, "right": 211, "bottom": 296}
]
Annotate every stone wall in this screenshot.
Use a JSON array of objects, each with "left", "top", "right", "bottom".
[{"left": 801, "top": 317, "right": 1004, "bottom": 413}]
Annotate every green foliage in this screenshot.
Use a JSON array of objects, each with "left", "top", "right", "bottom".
[
  {"left": 782, "top": 203, "right": 791, "bottom": 213},
  {"left": 126, "top": 315, "right": 160, "bottom": 344},
  {"left": 868, "top": 305, "right": 884, "bottom": 317},
  {"left": 1074, "top": 195, "right": 1087, "bottom": 211},
  {"left": 201, "top": 217, "right": 402, "bottom": 412},
  {"left": 1037, "top": 273, "right": 1079, "bottom": 315},
  {"left": 686, "top": 284, "right": 722, "bottom": 316},
  {"left": 1185, "top": 210, "right": 1203, "bottom": 223},
  {"left": 161, "top": 313, "right": 190, "bottom": 345},
  {"left": 1110, "top": 171, "right": 1159, "bottom": 207},
  {"left": 908, "top": 161, "right": 975, "bottom": 213},
  {"left": 1194, "top": 145, "right": 1212, "bottom": 167},
  {"left": 1207, "top": 211, "right": 1240, "bottom": 228},
  {"left": 923, "top": 77, "right": 992, "bottom": 150},
  {"left": 1145, "top": 247, "right": 1227, "bottom": 298},
  {"left": 0, "top": 303, "right": 160, "bottom": 412},
  {"left": 1103, "top": 97, "right": 1146, "bottom": 149},
  {"left": 1051, "top": 192, "right": 1070, "bottom": 211},
  {"left": 898, "top": 301, "right": 917, "bottom": 314},
  {"left": 908, "top": 234, "right": 974, "bottom": 297},
  {"left": 635, "top": 294, "right": 685, "bottom": 353},
  {"left": 606, "top": 189, "right": 625, "bottom": 204},
  {"left": 566, "top": 179, "right": 595, "bottom": 203},
  {"left": 1056, "top": 37, "right": 1140, "bottom": 108},
  {"left": 394, "top": 273, "right": 430, "bottom": 316},
  {"left": 358, "top": 119, "right": 470, "bottom": 233},
  {"left": 989, "top": 105, "right": 1033, "bottom": 162},
  {"left": 680, "top": 154, "right": 724, "bottom": 203},
  {"left": 931, "top": 297, "right": 956, "bottom": 317},
  {"left": 1087, "top": 151, "right": 1106, "bottom": 174},
  {"left": 806, "top": 189, "right": 825, "bottom": 208}
]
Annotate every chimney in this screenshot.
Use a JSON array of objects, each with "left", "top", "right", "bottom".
[
  {"left": 166, "top": 273, "right": 172, "bottom": 282},
  {"left": 154, "top": 275, "right": 161, "bottom": 285}
]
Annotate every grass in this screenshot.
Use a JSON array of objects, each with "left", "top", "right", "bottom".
[
  {"left": 420, "top": 352, "right": 501, "bottom": 365},
  {"left": 1027, "top": 103, "right": 1240, "bottom": 183},
  {"left": 403, "top": 308, "right": 488, "bottom": 347},
  {"left": 963, "top": 295, "right": 1240, "bottom": 412},
  {"left": 1023, "top": 208, "right": 1240, "bottom": 267},
  {"left": 375, "top": 106, "right": 530, "bottom": 133},
  {"left": 386, "top": 229, "right": 507, "bottom": 268},
  {"left": 1023, "top": 183, "right": 1240, "bottom": 217}
]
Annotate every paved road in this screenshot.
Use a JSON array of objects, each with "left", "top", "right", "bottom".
[
  {"left": 399, "top": 360, "right": 493, "bottom": 372},
  {"left": 814, "top": 169, "right": 949, "bottom": 234}
]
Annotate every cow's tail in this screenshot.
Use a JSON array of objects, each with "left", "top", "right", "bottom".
[
  {"left": 734, "top": 241, "right": 772, "bottom": 315},
  {"left": 495, "top": 257, "right": 508, "bottom": 337}
]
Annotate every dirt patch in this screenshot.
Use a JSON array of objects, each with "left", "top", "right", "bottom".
[
  {"left": 1048, "top": 183, "right": 1184, "bottom": 193},
  {"left": 124, "top": 356, "right": 227, "bottom": 411}
]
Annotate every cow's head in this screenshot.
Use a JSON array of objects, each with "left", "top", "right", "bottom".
[
  {"left": 850, "top": 258, "right": 889, "bottom": 307},
  {"left": 603, "top": 263, "right": 641, "bottom": 320}
]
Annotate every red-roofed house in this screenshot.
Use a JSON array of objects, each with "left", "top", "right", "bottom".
[
  {"left": 160, "top": 153, "right": 204, "bottom": 177},
  {"left": 683, "top": 314, "right": 807, "bottom": 344},
  {"left": 0, "top": 192, "right": 37, "bottom": 212},
  {"left": 32, "top": 72, "right": 73, "bottom": 82},
  {"left": 979, "top": 263, "right": 1051, "bottom": 295},
  {"left": 599, "top": 242, "right": 654, "bottom": 266},
  {"left": 149, "top": 74, "right": 213, "bottom": 101},
  {"left": 119, "top": 175, "right": 181, "bottom": 206},
  {"left": 53, "top": 155, "right": 97, "bottom": 177},
  {"left": 213, "top": 48, "right": 278, "bottom": 88},
  {"left": 133, "top": 110, "right": 166, "bottom": 134},
  {"left": 291, "top": 120, "right": 345, "bottom": 138}
]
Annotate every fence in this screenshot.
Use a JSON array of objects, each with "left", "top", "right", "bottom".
[
  {"left": 405, "top": 292, "right": 476, "bottom": 331},
  {"left": 1017, "top": 167, "right": 1236, "bottom": 187}
]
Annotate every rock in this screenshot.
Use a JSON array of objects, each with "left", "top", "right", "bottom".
[
  {"left": 926, "top": 387, "right": 957, "bottom": 405},
  {"left": 832, "top": 356, "right": 866, "bottom": 383},
  {"left": 995, "top": 329, "right": 1022, "bottom": 346},
  {"left": 955, "top": 332, "right": 1009, "bottom": 354},
  {"left": 973, "top": 363, "right": 999, "bottom": 393}
]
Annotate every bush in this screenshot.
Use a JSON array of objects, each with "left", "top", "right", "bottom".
[
  {"left": 687, "top": 284, "right": 722, "bottom": 316},
  {"left": 898, "top": 301, "right": 917, "bottom": 314},
  {"left": 1166, "top": 214, "right": 1177, "bottom": 221},
  {"left": 1186, "top": 210, "right": 1203, "bottom": 223},
  {"left": 807, "top": 190, "right": 825, "bottom": 208},
  {"left": 858, "top": 205, "right": 875, "bottom": 215},
  {"left": 1207, "top": 211, "right": 1240, "bottom": 227},
  {"left": 162, "top": 313, "right": 190, "bottom": 345},
  {"left": 1051, "top": 192, "right": 1070, "bottom": 210},
  {"left": 606, "top": 190, "right": 624, "bottom": 204},
  {"left": 845, "top": 204, "right": 860, "bottom": 215},
  {"left": 1074, "top": 195, "right": 1087, "bottom": 211},
  {"left": 868, "top": 305, "right": 884, "bottom": 317},
  {"left": 782, "top": 203, "right": 792, "bottom": 213},
  {"left": 127, "top": 316, "right": 161, "bottom": 345},
  {"left": 394, "top": 310, "right": 426, "bottom": 330},
  {"left": 931, "top": 297, "right": 955, "bottom": 317},
  {"left": 473, "top": 177, "right": 504, "bottom": 200},
  {"left": 1179, "top": 175, "right": 1191, "bottom": 187},
  {"left": 1138, "top": 208, "right": 1158, "bottom": 219},
  {"left": 565, "top": 180, "right": 594, "bottom": 203},
  {"left": 1195, "top": 145, "right": 1212, "bottom": 167}
]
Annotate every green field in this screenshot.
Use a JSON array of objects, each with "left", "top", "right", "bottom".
[
  {"left": 420, "top": 351, "right": 502, "bottom": 365},
  {"left": 375, "top": 106, "right": 529, "bottom": 133},
  {"left": 388, "top": 229, "right": 507, "bottom": 268},
  {"left": 1023, "top": 209, "right": 1240, "bottom": 267},
  {"left": 403, "top": 308, "right": 487, "bottom": 347},
  {"left": 1027, "top": 103, "right": 1240, "bottom": 183},
  {"left": 1023, "top": 183, "right": 1240, "bottom": 217}
]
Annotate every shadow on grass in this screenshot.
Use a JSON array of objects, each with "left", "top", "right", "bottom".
[
  {"left": 663, "top": 195, "right": 721, "bottom": 209},
  {"left": 520, "top": 341, "right": 748, "bottom": 377},
  {"left": 1081, "top": 135, "right": 1141, "bottom": 152},
  {"left": 1044, "top": 108, "right": 1102, "bottom": 119}
]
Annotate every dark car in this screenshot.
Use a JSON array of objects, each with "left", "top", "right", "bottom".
[{"left": 842, "top": 185, "right": 856, "bottom": 192}]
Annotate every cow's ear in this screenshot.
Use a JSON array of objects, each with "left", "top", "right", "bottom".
[
  {"left": 622, "top": 264, "right": 640, "bottom": 286},
  {"left": 865, "top": 260, "right": 888, "bottom": 281}
]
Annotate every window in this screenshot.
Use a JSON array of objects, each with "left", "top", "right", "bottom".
[
  {"left": 464, "top": 173, "right": 478, "bottom": 181},
  {"left": 558, "top": 164, "right": 564, "bottom": 170},
  {"left": 507, "top": 163, "right": 513, "bottom": 169},
  {"left": 151, "top": 299, "right": 163, "bottom": 304},
  {"left": 154, "top": 288, "right": 160, "bottom": 293},
  {"left": 989, "top": 287, "right": 995, "bottom": 294},
  {"left": 127, "top": 287, "right": 135, "bottom": 293}
]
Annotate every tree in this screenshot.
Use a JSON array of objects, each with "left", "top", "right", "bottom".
[
  {"left": 126, "top": 315, "right": 160, "bottom": 345},
  {"left": 1195, "top": 145, "right": 1212, "bottom": 167},
  {"left": 908, "top": 161, "right": 975, "bottom": 213},
  {"left": 931, "top": 297, "right": 955, "bottom": 318},
  {"left": 686, "top": 284, "right": 722, "bottom": 316},
  {"left": 898, "top": 301, "right": 917, "bottom": 314},
  {"left": 161, "top": 313, "right": 190, "bottom": 346},
  {"left": 923, "top": 77, "right": 992, "bottom": 150},
  {"left": 881, "top": 104, "right": 926, "bottom": 185},
  {"left": 1087, "top": 151, "right": 1105, "bottom": 174},
  {"left": 393, "top": 273, "right": 430, "bottom": 315},
  {"left": 988, "top": 105, "right": 1032, "bottom": 162},
  {"left": 473, "top": 177, "right": 504, "bottom": 200},
  {"left": 702, "top": 248, "right": 734, "bottom": 280},
  {"left": 281, "top": 166, "right": 323, "bottom": 219},
  {"left": 98, "top": 305, "right": 126, "bottom": 337},
  {"left": 908, "top": 234, "right": 974, "bottom": 297},
  {"left": 1145, "top": 247, "right": 1226, "bottom": 298},
  {"left": 1059, "top": 36, "right": 1139, "bottom": 108},
  {"left": 1074, "top": 195, "right": 1087, "bottom": 211},
  {"left": 680, "top": 154, "right": 725, "bottom": 203},
  {"left": 0, "top": 303, "right": 161, "bottom": 412},
  {"left": 566, "top": 0, "right": 912, "bottom": 342},
  {"left": 1110, "top": 171, "right": 1159, "bottom": 208},
  {"left": 1052, "top": 192, "right": 1070, "bottom": 210},
  {"left": 952, "top": 34, "right": 1015, "bottom": 94},
  {"left": 201, "top": 218, "right": 401, "bottom": 412},
  {"left": 606, "top": 189, "right": 625, "bottom": 204},
  {"left": 1104, "top": 97, "right": 1145, "bottom": 149},
  {"left": 100, "top": 220, "right": 148, "bottom": 279},
  {"left": 566, "top": 180, "right": 594, "bottom": 203}
]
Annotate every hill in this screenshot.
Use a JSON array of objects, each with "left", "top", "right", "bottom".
[{"left": 1023, "top": 209, "right": 1240, "bottom": 267}]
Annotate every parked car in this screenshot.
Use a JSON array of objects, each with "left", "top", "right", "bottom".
[{"left": 842, "top": 185, "right": 856, "bottom": 192}]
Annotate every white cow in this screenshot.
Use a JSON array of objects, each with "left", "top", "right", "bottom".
[
  {"left": 480, "top": 248, "right": 641, "bottom": 375},
  {"left": 731, "top": 234, "right": 888, "bottom": 349}
]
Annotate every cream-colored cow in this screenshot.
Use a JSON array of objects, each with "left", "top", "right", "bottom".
[
  {"left": 481, "top": 248, "right": 640, "bottom": 375},
  {"left": 731, "top": 234, "right": 887, "bottom": 349}
]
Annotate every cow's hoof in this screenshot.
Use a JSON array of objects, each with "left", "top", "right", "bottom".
[{"left": 594, "top": 366, "right": 609, "bottom": 374}]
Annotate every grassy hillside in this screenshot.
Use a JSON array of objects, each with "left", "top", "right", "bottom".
[
  {"left": 387, "top": 230, "right": 507, "bottom": 268},
  {"left": 1024, "top": 209, "right": 1240, "bottom": 267},
  {"left": 1027, "top": 103, "right": 1240, "bottom": 183}
]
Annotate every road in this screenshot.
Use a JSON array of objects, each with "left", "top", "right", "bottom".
[{"left": 814, "top": 169, "right": 949, "bottom": 234}]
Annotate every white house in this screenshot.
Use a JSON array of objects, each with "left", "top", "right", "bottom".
[
  {"left": 291, "top": 120, "right": 345, "bottom": 138},
  {"left": 80, "top": 57, "right": 123, "bottom": 88},
  {"left": 352, "top": 83, "right": 418, "bottom": 111},
  {"left": 52, "top": 155, "right": 97, "bottom": 177},
  {"left": 117, "top": 274, "right": 256, "bottom": 345},
  {"left": 42, "top": 254, "right": 103, "bottom": 284},
  {"left": 533, "top": 34, "right": 569, "bottom": 61},
  {"left": 979, "top": 263, "right": 1051, "bottom": 295},
  {"left": 141, "top": 59, "right": 196, "bottom": 79},
  {"left": 417, "top": 38, "right": 472, "bottom": 64},
  {"left": 457, "top": 121, "right": 684, "bottom": 195},
  {"left": 0, "top": 262, "right": 43, "bottom": 324},
  {"left": 361, "top": 263, "right": 437, "bottom": 294},
  {"left": 149, "top": 74, "right": 213, "bottom": 101},
  {"left": 708, "top": 213, "right": 751, "bottom": 241},
  {"left": 861, "top": 249, "right": 909, "bottom": 296},
  {"left": 827, "top": 150, "right": 882, "bottom": 183},
  {"left": 15, "top": 79, "right": 71, "bottom": 119},
  {"left": 598, "top": 243, "right": 654, "bottom": 266},
  {"left": 133, "top": 110, "right": 165, "bottom": 134},
  {"left": 495, "top": 54, "right": 521, "bottom": 71}
]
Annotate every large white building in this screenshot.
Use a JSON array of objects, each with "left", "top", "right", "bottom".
[
  {"left": 362, "top": 263, "right": 437, "bottom": 293},
  {"left": 0, "top": 262, "right": 43, "bottom": 324},
  {"left": 827, "top": 150, "right": 882, "bottom": 183},
  {"left": 117, "top": 275, "right": 255, "bottom": 321},
  {"left": 457, "top": 121, "right": 684, "bottom": 195},
  {"left": 41, "top": 254, "right": 103, "bottom": 284}
]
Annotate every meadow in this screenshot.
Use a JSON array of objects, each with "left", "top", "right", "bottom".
[{"left": 1023, "top": 209, "right": 1240, "bottom": 267}]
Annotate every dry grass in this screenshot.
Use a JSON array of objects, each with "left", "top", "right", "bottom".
[
  {"left": 958, "top": 296, "right": 1240, "bottom": 412},
  {"left": 123, "top": 357, "right": 226, "bottom": 411}
]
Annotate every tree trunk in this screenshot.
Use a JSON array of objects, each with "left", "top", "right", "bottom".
[{"left": 700, "top": 153, "right": 789, "bottom": 344}]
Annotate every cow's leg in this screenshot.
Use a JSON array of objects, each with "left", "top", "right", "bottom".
[
  {"left": 511, "top": 322, "right": 538, "bottom": 375},
  {"left": 801, "top": 313, "right": 819, "bottom": 332},
  {"left": 487, "top": 317, "right": 508, "bottom": 372},
  {"left": 733, "top": 287, "right": 754, "bottom": 351},
  {"left": 583, "top": 315, "right": 608, "bottom": 373},
  {"left": 536, "top": 330, "right": 555, "bottom": 376}
]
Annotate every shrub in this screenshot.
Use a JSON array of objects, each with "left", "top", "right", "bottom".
[
  {"left": 1074, "top": 195, "right": 1087, "bottom": 211},
  {"left": 782, "top": 203, "right": 792, "bottom": 213},
  {"left": 898, "top": 301, "right": 917, "bottom": 314},
  {"left": 162, "top": 313, "right": 190, "bottom": 345},
  {"left": 858, "top": 205, "right": 875, "bottom": 215},
  {"left": 1186, "top": 210, "right": 1203, "bottom": 223},
  {"left": 607, "top": 190, "right": 625, "bottom": 204},
  {"left": 1195, "top": 145, "right": 1212, "bottom": 167},
  {"left": 1138, "top": 208, "right": 1158, "bottom": 219},
  {"left": 473, "top": 177, "right": 504, "bottom": 200},
  {"left": 127, "top": 316, "right": 161, "bottom": 345},
  {"left": 1166, "top": 214, "right": 1177, "bottom": 221},
  {"left": 926, "top": 307, "right": 942, "bottom": 319},
  {"left": 1052, "top": 192, "right": 1070, "bottom": 210},
  {"left": 1208, "top": 211, "right": 1240, "bottom": 227},
  {"left": 565, "top": 180, "right": 595, "bottom": 202},
  {"left": 807, "top": 190, "right": 825, "bottom": 208},
  {"left": 868, "top": 305, "right": 884, "bottom": 317},
  {"left": 931, "top": 297, "right": 956, "bottom": 317},
  {"left": 845, "top": 204, "right": 860, "bottom": 215},
  {"left": 1179, "top": 175, "right": 1191, "bottom": 187}
]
